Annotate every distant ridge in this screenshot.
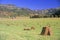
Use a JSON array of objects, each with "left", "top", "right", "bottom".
[{"left": 0, "top": 4, "right": 60, "bottom": 18}]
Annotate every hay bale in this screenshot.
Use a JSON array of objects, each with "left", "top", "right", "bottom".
[
  {"left": 40, "top": 26, "right": 51, "bottom": 36},
  {"left": 31, "top": 26, "right": 35, "bottom": 30},
  {"left": 24, "top": 27, "right": 30, "bottom": 30}
]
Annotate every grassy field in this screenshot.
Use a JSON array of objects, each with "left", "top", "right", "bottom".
[{"left": 0, "top": 18, "right": 60, "bottom": 40}]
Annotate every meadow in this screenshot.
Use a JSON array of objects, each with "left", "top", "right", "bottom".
[{"left": 0, "top": 18, "right": 60, "bottom": 40}]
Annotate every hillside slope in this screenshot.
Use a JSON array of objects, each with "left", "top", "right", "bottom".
[{"left": 0, "top": 4, "right": 60, "bottom": 18}]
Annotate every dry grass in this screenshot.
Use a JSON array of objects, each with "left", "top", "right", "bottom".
[{"left": 0, "top": 18, "right": 60, "bottom": 40}]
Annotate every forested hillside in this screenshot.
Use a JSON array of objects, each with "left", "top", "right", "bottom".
[{"left": 0, "top": 4, "right": 60, "bottom": 18}]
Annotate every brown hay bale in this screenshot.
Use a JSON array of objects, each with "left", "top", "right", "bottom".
[
  {"left": 31, "top": 26, "right": 35, "bottom": 30},
  {"left": 24, "top": 28, "right": 30, "bottom": 30},
  {"left": 40, "top": 26, "right": 51, "bottom": 36}
]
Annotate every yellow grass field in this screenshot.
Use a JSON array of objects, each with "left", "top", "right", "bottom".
[{"left": 0, "top": 18, "right": 60, "bottom": 40}]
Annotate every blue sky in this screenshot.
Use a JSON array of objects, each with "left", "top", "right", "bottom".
[{"left": 0, "top": 0, "right": 60, "bottom": 10}]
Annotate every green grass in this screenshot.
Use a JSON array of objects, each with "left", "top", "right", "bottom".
[{"left": 0, "top": 18, "right": 60, "bottom": 40}]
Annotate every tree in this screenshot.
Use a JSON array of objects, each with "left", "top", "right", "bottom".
[{"left": 52, "top": 9, "right": 60, "bottom": 17}]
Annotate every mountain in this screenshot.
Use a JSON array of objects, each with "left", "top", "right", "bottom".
[
  {"left": 0, "top": 4, "right": 60, "bottom": 18},
  {"left": 0, "top": 4, "right": 34, "bottom": 18}
]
